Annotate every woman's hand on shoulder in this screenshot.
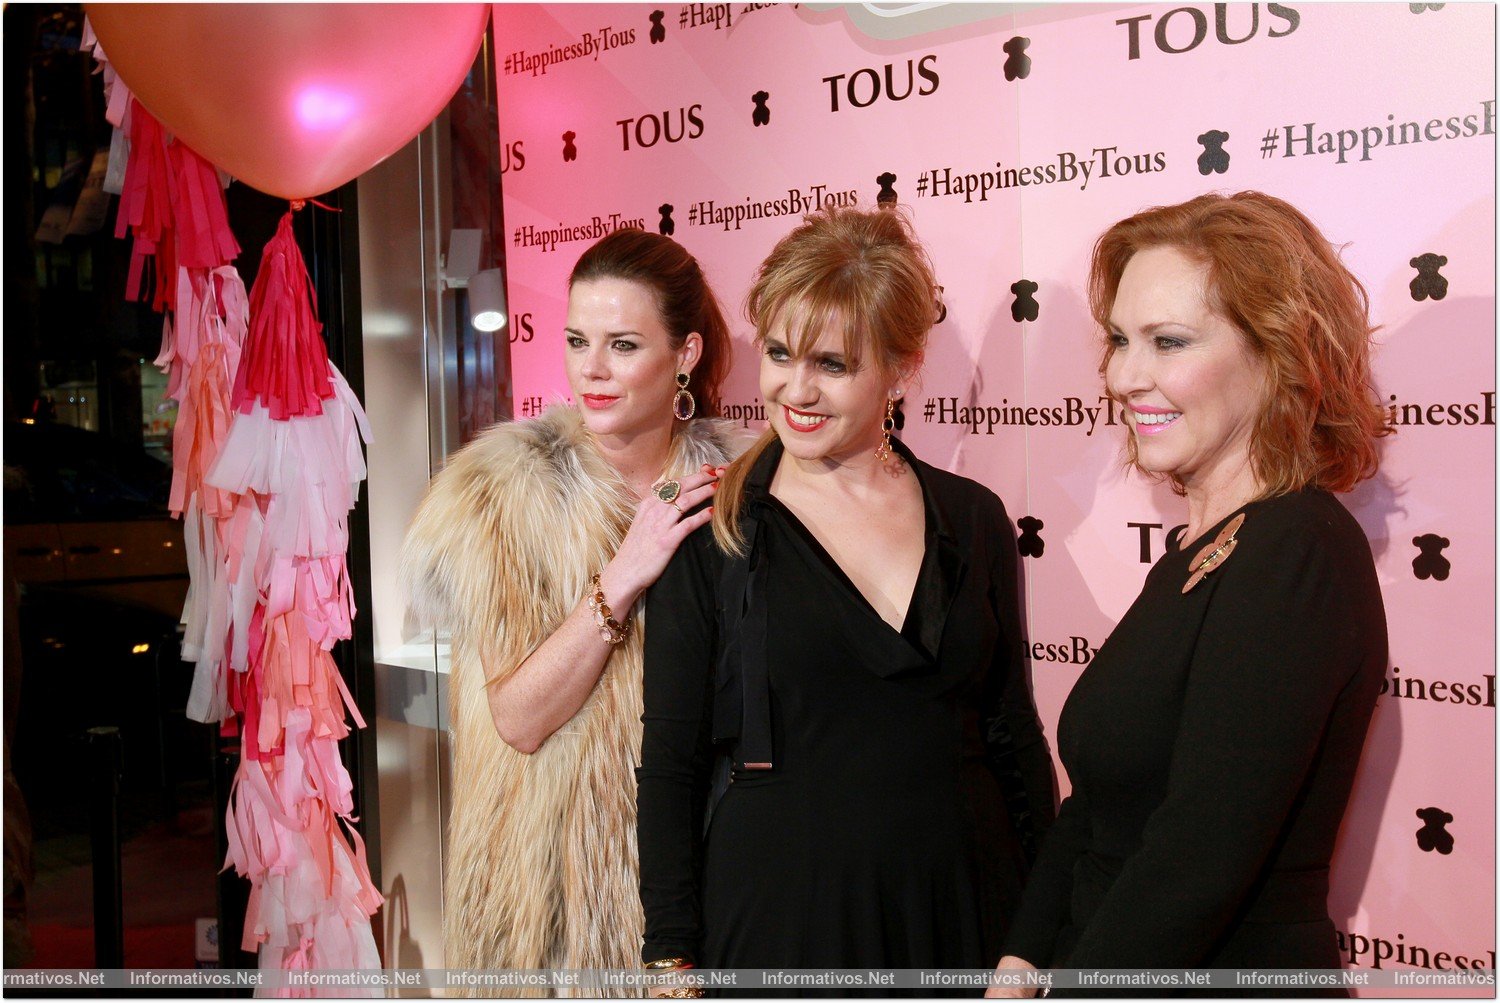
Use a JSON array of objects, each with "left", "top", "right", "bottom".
[
  {"left": 985, "top": 956, "right": 1041, "bottom": 999},
  {"left": 602, "top": 466, "right": 721, "bottom": 609}
]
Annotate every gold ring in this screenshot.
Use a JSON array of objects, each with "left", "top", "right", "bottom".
[{"left": 655, "top": 479, "right": 682, "bottom": 504}]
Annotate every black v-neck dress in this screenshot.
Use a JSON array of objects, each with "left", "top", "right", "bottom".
[
  {"left": 637, "top": 437, "right": 1056, "bottom": 981},
  {"left": 1002, "top": 489, "right": 1387, "bottom": 990}
]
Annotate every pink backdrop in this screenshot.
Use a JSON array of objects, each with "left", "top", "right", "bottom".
[{"left": 491, "top": 3, "right": 1496, "bottom": 989}]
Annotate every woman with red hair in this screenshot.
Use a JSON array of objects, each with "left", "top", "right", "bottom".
[{"left": 993, "top": 191, "right": 1391, "bottom": 993}]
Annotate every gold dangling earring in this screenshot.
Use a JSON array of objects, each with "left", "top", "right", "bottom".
[
  {"left": 875, "top": 398, "right": 896, "bottom": 461},
  {"left": 673, "top": 372, "right": 696, "bottom": 421}
]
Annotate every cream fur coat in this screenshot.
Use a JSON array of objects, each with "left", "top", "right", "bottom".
[{"left": 400, "top": 407, "right": 740, "bottom": 995}]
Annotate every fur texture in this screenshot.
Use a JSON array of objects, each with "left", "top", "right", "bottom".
[{"left": 401, "top": 407, "right": 740, "bottom": 996}]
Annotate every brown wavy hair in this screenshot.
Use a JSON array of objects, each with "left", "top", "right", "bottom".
[
  {"left": 1089, "top": 191, "right": 1389, "bottom": 496},
  {"left": 569, "top": 227, "right": 731, "bottom": 418},
  {"left": 712, "top": 205, "right": 938, "bottom": 555}
]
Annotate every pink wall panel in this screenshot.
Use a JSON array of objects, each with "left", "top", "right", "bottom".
[{"left": 492, "top": 2, "right": 1495, "bottom": 987}]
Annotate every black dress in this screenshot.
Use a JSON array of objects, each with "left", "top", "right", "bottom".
[
  {"left": 637, "top": 436, "right": 1056, "bottom": 982},
  {"left": 1003, "top": 489, "right": 1387, "bottom": 990}
]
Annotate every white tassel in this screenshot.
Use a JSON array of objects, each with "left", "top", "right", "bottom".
[{"left": 208, "top": 365, "right": 371, "bottom": 561}]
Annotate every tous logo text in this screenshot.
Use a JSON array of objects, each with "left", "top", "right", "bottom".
[
  {"left": 617, "top": 105, "right": 705, "bottom": 151},
  {"left": 501, "top": 141, "right": 526, "bottom": 174},
  {"left": 1117, "top": 4, "right": 1299, "bottom": 60},
  {"left": 823, "top": 55, "right": 939, "bottom": 112},
  {"left": 509, "top": 313, "right": 535, "bottom": 344},
  {"left": 1130, "top": 522, "right": 1189, "bottom": 564}
]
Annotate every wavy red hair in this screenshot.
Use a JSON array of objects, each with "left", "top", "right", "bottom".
[{"left": 1089, "top": 191, "right": 1389, "bottom": 496}]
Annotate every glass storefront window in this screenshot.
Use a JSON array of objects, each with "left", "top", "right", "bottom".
[{"left": 355, "top": 24, "right": 509, "bottom": 970}]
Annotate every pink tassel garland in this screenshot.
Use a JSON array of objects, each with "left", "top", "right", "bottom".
[{"left": 88, "top": 18, "right": 380, "bottom": 987}]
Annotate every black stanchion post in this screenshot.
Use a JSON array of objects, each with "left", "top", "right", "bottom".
[{"left": 86, "top": 726, "right": 125, "bottom": 968}]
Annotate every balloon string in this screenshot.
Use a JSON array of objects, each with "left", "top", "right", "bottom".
[{"left": 288, "top": 198, "right": 342, "bottom": 213}]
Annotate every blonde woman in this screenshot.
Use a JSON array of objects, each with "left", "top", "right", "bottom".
[{"left": 637, "top": 207, "right": 1055, "bottom": 982}]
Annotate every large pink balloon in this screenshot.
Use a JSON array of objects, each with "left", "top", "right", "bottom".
[{"left": 86, "top": 4, "right": 490, "bottom": 201}]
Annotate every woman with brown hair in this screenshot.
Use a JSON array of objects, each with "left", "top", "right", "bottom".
[
  {"left": 637, "top": 206, "right": 1055, "bottom": 985},
  {"left": 402, "top": 228, "right": 743, "bottom": 987},
  {"left": 991, "top": 191, "right": 1390, "bottom": 993}
]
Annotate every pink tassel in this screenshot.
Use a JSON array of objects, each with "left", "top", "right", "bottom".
[
  {"left": 80, "top": 19, "right": 131, "bottom": 130},
  {"left": 233, "top": 211, "right": 335, "bottom": 419},
  {"left": 168, "top": 267, "right": 246, "bottom": 520},
  {"left": 115, "top": 100, "right": 176, "bottom": 310},
  {"left": 168, "top": 142, "right": 241, "bottom": 269}
]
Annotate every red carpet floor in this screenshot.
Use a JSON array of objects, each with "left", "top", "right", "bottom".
[
  {"left": 19, "top": 799, "right": 218, "bottom": 969},
  {"left": 26, "top": 922, "right": 196, "bottom": 969}
]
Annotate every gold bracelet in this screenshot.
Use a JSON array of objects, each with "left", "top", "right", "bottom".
[
  {"left": 643, "top": 958, "right": 690, "bottom": 972},
  {"left": 643, "top": 960, "right": 703, "bottom": 999},
  {"left": 587, "top": 572, "right": 631, "bottom": 645}
]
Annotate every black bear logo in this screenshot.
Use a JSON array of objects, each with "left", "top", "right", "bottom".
[
  {"left": 1010, "top": 280, "right": 1039, "bottom": 322},
  {"left": 876, "top": 172, "right": 898, "bottom": 206},
  {"left": 1409, "top": 3, "right": 1445, "bottom": 11},
  {"left": 751, "top": 91, "right": 770, "bottom": 127},
  {"left": 561, "top": 131, "right": 578, "bottom": 162},
  {"left": 1002, "top": 36, "right": 1032, "bottom": 81},
  {"left": 658, "top": 204, "right": 675, "bottom": 236},
  {"left": 1197, "top": 130, "right": 1230, "bottom": 175},
  {"left": 1017, "top": 516, "right": 1045, "bottom": 558},
  {"left": 1415, "top": 807, "right": 1454, "bottom": 854},
  {"left": 934, "top": 285, "right": 947, "bottom": 324},
  {"left": 649, "top": 10, "right": 666, "bottom": 43},
  {"left": 1411, "top": 534, "right": 1450, "bottom": 581},
  {"left": 1409, "top": 253, "right": 1448, "bottom": 301}
]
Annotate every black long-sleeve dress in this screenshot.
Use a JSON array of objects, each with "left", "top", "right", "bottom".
[
  {"left": 1003, "top": 488, "right": 1386, "bottom": 989},
  {"left": 637, "top": 435, "right": 1056, "bottom": 979}
]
